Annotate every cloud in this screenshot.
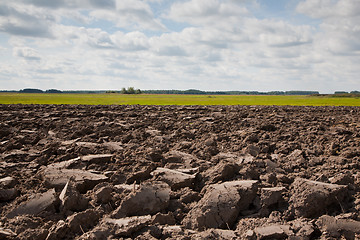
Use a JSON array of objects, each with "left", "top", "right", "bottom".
[
  {"left": 48, "top": 25, "right": 150, "bottom": 51},
  {"left": 90, "top": 0, "right": 166, "bottom": 31},
  {"left": 20, "top": 0, "right": 68, "bottom": 9},
  {"left": 21, "top": 0, "right": 116, "bottom": 9},
  {"left": 1, "top": 0, "right": 165, "bottom": 40},
  {"left": 112, "top": 31, "right": 150, "bottom": 51},
  {"left": 13, "top": 46, "right": 41, "bottom": 60},
  {"left": 296, "top": 0, "right": 360, "bottom": 55},
  {"left": 296, "top": 0, "right": 360, "bottom": 18},
  {"left": 0, "top": 3, "right": 55, "bottom": 38},
  {"left": 88, "top": 0, "right": 116, "bottom": 9},
  {"left": 245, "top": 18, "right": 314, "bottom": 48},
  {"left": 167, "top": 0, "right": 250, "bottom": 27},
  {"left": 79, "top": 28, "right": 115, "bottom": 48}
]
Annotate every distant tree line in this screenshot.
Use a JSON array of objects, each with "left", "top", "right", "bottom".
[
  {"left": 46, "top": 89, "right": 63, "bottom": 93},
  {"left": 120, "top": 87, "right": 142, "bottom": 94},
  {"left": 335, "top": 91, "right": 360, "bottom": 94},
  {"left": 16, "top": 88, "right": 63, "bottom": 93},
  {"left": 19, "top": 88, "right": 45, "bottom": 93},
  {"left": 105, "top": 87, "right": 142, "bottom": 94},
  {"left": 142, "top": 89, "right": 321, "bottom": 95},
  {"left": 1, "top": 88, "right": 359, "bottom": 96}
]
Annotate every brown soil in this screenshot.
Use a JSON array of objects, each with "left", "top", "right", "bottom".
[{"left": 0, "top": 104, "right": 360, "bottom": 239}]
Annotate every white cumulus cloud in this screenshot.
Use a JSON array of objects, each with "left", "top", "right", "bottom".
[{"left": 13, "top": 46, "right": 41, "bottom": 60}]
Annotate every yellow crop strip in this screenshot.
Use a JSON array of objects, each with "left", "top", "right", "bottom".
[{"left": 0, "top": 93, "right": 359, "bottom": 106}]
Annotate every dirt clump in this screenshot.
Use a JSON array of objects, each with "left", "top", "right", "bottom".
[
  {"left": 150, "top": 167, "right": 196, "bottom": 190},
  {"left": 288, "top": 178, "right": 349, "bottom": 218},
  {"left": 182, "top": 180, "right": 258, "bottom": 230},
  {"left": 0, "top": 104, "right": 359, "bottom": 239},
  {"left": 112, "top": 181, "right": 171, "bottom": 218}
]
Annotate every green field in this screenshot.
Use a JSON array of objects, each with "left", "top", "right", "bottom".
[{"left": 0, "top": 93, "right": 359, "bottom": 106}]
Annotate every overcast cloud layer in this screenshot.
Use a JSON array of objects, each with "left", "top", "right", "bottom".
[{"left": 0, "top": 0, "right": 359, "bottom": 93}]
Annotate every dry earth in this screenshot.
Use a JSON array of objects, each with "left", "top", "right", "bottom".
[{"left": 0, "top": 104, "right": 360, "bottom": 240}]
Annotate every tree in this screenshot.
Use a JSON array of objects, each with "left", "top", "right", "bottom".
[
  {"left": 120, "top": 87, "right": 141, "bottom": 94},
  {"left": 46, "top": 89, "right": 62, "bottom": 93},
  {"left": 127, "top": 87, "right": 135, "bottom": 94},
  {"left": 120, "top": 87, "right": 127, "bottom": 94},
  {"left": 20, "top": 88, "right": 43, "bottom": 93}
]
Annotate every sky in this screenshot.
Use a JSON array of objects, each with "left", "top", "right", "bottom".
[{"left": 0, "top": 0, "right": 359, "bottom": 93}]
